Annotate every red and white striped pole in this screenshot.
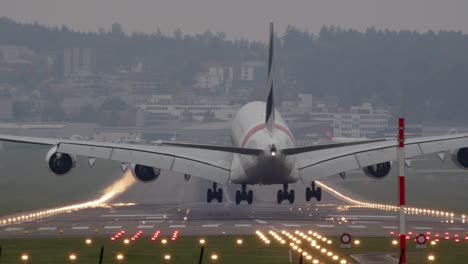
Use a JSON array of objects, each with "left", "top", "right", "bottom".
[{"left": 398, "top": 117, "right": 406, "bottom": 263}]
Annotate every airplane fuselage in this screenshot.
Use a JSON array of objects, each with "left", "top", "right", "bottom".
[{"left": 230, "top": 101, "right": 299, "bottom": 184}]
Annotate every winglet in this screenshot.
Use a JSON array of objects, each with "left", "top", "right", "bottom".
[{"left": 265, "top": 22, "right": 275, "bottom": 132}]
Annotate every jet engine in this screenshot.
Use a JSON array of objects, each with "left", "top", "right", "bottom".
[
  {"left": 131, "top": 164, "right": 161, "bottom": 182},
  {"left": 451, "top": 148, "right": 468, "bottom": 169},
  {"left": 45, "top": 146, "right": 76, "bottom": 175},
  {"left": 363, "top": 161, "right": 391, "bottom": 179}
]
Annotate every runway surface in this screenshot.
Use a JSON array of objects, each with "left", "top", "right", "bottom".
[{"left": 0, "top": 175, "right": 465, "bottom": 239}]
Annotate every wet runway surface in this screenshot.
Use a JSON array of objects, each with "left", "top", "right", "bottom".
[{"left": 0, "top": 186, "right": 465, "bottom": 239}]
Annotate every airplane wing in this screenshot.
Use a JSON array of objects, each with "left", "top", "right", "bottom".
[
  {"left": 285, "top": 133, "right": 468, "bottom": 183},
  {"left": 0, "top": 134, "right": 262, "bottom": 184}
]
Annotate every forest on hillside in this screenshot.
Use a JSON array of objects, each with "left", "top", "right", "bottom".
[{"left": 1, "top": 17, "right": 468, "bottom": 122}]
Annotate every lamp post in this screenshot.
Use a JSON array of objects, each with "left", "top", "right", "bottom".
[{"left": 198, "top": 239, "right": 205, "bottom": 264}]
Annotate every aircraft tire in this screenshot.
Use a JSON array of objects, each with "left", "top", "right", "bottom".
[
  {"left": 306, "top": 187, "right": 311, "bottom": 202},
  {"left": 277, "top": 190, "right": 283, "bottom": 204},
  {"left": 247, "top": 190, "right": 253, "bottom": 204},
  {"left": 316, "top": 187, "right": 322, "bottom": 202},
  {"left": 217, "top": 189, "right": 223, "bottom": 203},
  {"left": 289, "top": 190, "right": 295, "bottom": 204},
  {"left": 207, "top": 189, "right": 213, "bottom": 203},
  {"left": 235, "top": 190, "right": 241, "bottom": 205}
]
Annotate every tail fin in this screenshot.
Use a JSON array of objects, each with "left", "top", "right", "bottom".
[{"left": 265, "top": 22, "right": 275, "bottom": 132}]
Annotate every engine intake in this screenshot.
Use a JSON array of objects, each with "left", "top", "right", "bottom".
[
  {"left": 451, "top": 148, "right": 468, "bottom": 169},
  {"left": 132, "top": 164, "right": 161, "bottom": 182},
  {"left": 363, "top": 162, "right": 391, "bottom": 179},
  {"left": 45, "top": 146, "right": 76, "bottom": 175}
]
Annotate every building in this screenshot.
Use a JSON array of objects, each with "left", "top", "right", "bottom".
[
  {"left": 67, "top": 73, "right": 111, "bottom": 96},
  {"left": 0, "top": 45, "right": 34, "bottom": 64},
  {"left": 310, "top": 103, "right": 391, "bottom": 138},
  {"left": 64, "top": 47, "right": 95, "bottom": 77},
  {"left": 137, "top": 104, "right": 241, "bottom": 126},
  {"left": 194, "top": 63, "right": 233, "bottom": 92}
]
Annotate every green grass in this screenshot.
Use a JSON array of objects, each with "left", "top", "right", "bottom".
[
  {"left": 0, "top": 144, "right": 119, "bottom": 216},
  {"left": 0, "top": 236, "right": 465, "bottom": 263}
]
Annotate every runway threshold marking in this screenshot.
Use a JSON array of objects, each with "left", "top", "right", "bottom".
[
  {"left": 137, "top": 225, "right": 155, "bottom": 229},
  {"left": 235, "top": 224, "right": 252, "bottom": 227},
  {"left": 169, "top": 225, "right": 186, "bottom": 228},
  {"left": 316, "top": 224, "right": 335, "bottom": 228},
  {"left": 104, "top": 226, "right": 122, "bottom": 229},
  {"left": 37, "top": 227, "right": 57, "bottom": 231},
  {"left": 4, "top": 227, "right": 24, "bottom": 231},
  {"left": 71, "top": 226, "right": 90, "bottom": 230},
  {"left": 202, "top": 224, "right": 220, "bottom": 228}
]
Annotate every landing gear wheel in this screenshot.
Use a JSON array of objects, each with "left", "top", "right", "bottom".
[
  {"left": 247, "top": 190, "right": 253, "bottom": 204},
  {"left": 306, "top": 182, "right": 322, "bottom": 202},
  {"left": 277, "top": 190, "right": 283, "bottom": 204},
  {"left": 316, "top": 187, "right": 322, "bottom": 202},
  {"left": 288, "top": 190, "right": 295, "bottom": 204},
  {"left": 217, "top": 188, "right": 223, "bottom": 203},
  {"left": 235, "top": 190, "right": 241, "bottom": 205},
  {"left": 207, "top": 189, "right": 213, "bottom": 203}
]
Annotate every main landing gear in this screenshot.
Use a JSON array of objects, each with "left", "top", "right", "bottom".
[
  {"left": 235, "top": 184, "right": 253, "bottom": 205},
  {"left": 277, "top": 184, "right": 295, "bottom": 204},
  {"left": 207, "top": 182, "right": 223, "bottom": 203},
  {"left": 306, "top": 182, "right": 322, "bottom": 202}
]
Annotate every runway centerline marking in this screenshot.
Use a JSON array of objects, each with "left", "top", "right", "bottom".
[
  {"left": 381, "top": 226, "right": 398, "bottom": 229},
  {"left": 169, "top": 225, "right": 186, "bottom": 228},
  {"left": 38, "top": 227, "right": 57, "bottom": 231},
  {"left": 71, "top": 226, "right": 90, "bottom": 230},
  {"left": 202, "top": 224, "right": 220, "bottom": 227},
  {"left": 104, "top": 226, "right": 122, "bottom": 229},
  {"left": 448, "top": 227, "right": 466, "bottom": 230},
  {"left": 100, "top": 214, "right": 165, "bottom": 217},
  {"left": 282, "top": 224, "right": 301, "bottom": 227},
  {"left": 348, "top": 225, "right": 367, "bottom": 229},
  {"left": 235, "top": 224, "right": 252, "bottom": 227},
  {"left": 330, "top": 215, "right": 396, "bottom": 219},
  {"left": 255, "top": 219, "right": 268, "bottom": 224},
  {"left": 413, "top": 227, "right": 433, "bottom": 230},
  {"left": 4, "top": 227, "right": 24, "bottom": 231},
  {"left": 316, "top": 224, "right": 335, "bottom": 228},
  {"left": 137, "top": 225, "right": 154, "bottom": 229}
]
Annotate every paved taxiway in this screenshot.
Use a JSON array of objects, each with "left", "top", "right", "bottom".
[{"left": 0, "top": 178, "right": 465, "bottom": 239}]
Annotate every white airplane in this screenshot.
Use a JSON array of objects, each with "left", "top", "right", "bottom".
[{"left": 2, "top": 23, "right": 468, "bottom": 205}]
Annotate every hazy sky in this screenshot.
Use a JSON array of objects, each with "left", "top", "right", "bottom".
[{"left": 1, "top": 0, "right": 467, "bottom": 41}]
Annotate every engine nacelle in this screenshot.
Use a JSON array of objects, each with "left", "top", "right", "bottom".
[
  {"left": 363, "top": 161, "right": 391, "bottom": 179},
  {"left": 451, "top": 148, "right": 468, "bottom": 169},
  {"left": 45, "top": 146, "right": 76, "bottom": 175},
  {"left": 131, "top": 164, "right": 161, "bottom": 182}
]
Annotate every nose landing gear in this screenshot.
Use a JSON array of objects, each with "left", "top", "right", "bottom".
[
  {"left": 277, "top": 184, "right": 295, "bottom": 204},
  {"left": 306, "top": 182, "right": 322, "bottom": 202}
]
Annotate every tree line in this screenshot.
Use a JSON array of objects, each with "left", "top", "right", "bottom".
[{"left": 1, "top": 17, "right": 468, "bottom": 123}]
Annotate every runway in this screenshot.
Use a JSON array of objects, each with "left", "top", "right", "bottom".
[{"left": 0, "top": 177, "right": 465, "bottom": 239}]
